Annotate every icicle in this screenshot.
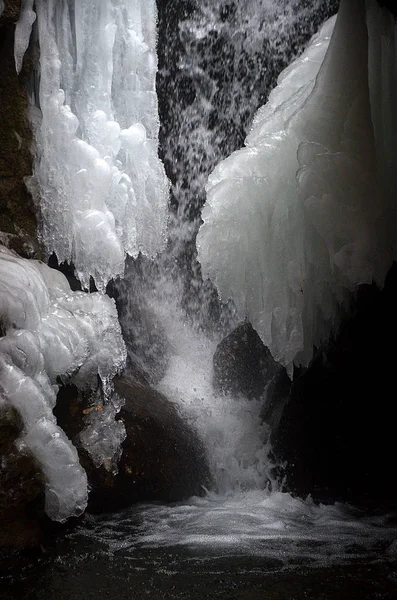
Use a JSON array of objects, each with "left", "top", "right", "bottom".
[
  {"left": 14, "top": 0, "right": 36, "bottom": 74},
  {"left": 32, "top": 0, "right": 169, "bottom": 291}
]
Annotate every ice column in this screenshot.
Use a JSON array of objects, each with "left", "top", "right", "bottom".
[
  {"left": 198, "top": 0, "right": 395, "bottom": 372},
  {"left": 31, "top": 0, "right": 168, "bottom": 290}
]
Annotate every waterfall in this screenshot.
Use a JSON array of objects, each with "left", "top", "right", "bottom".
[
  {"left": 2, "top": 0, "right": 395, "bottom": 530},
  {"left": 0, "top": 0, "right": 340, "bottom": 523}
]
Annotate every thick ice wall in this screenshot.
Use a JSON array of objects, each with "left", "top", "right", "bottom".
[
  {"left": 29, "top": 0, "right": 168, "bottom": 290},
  {"left": 198, "top": 0, "right": 396, "bottom": 371},
  {"left": 0, "top": 245, "right": 126, "bottom": 521}
]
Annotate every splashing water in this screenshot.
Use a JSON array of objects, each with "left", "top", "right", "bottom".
[{"left": 5, "top": 1, "right": 396, "bottom": 580}]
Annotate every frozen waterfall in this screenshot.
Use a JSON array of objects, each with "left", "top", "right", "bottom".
[
  {"left": 4, "top": 0, "right": 395, "bottom": 526},
  {"left": 197, "top": 0, "right": 397, "bottom": 372},
  {"left": 28, "top": 0, "right": 168, "bottom": 291},
  {"left": 2, "top": 0, "right": 170, "bottom": 522}
]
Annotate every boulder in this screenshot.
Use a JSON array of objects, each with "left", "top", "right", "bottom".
[
  {"left": 0, "top": 407, "right": 45, "bottom": 553},
  {"left": 55, "top": 375, "right": 211, "bottom": 513},
  {"left": 108, "top": 256, "right": 170, "bottom": 385},
  {"left": 0, "top": 2, "right": 40, "bottom": 259},
  {"left": 213, "top": 322, "right": 290, "bottom": 408}
]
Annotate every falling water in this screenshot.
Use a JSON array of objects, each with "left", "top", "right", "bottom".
[{"left": 2, "top": 1, "right": 397, "bottom": 597}]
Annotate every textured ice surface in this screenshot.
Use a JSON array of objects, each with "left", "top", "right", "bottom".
[
  {"left": 31, "top": 0, "right": 168, "bottom": 290},
  {"left": 14, "top": 0, "right": 36, "bottom": 74},
  {"left": 0, "top": 1, "right": 4, "bottom": 19},
  {"left": 79, "top": 391, "right": 126, "bottom": 473},
  {"left": 158, "top": 0, "right": 339, "bottom": 259},
  {"left": 0, "top": 245, "right": 126, "bottom": 520},
  {"left": 198, "top": 0, "right": 396, "bottom": 371}
]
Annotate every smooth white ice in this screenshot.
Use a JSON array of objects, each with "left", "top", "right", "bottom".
[
  {"left": 29, "top": 0, "right": 168, "bottom": 290},
  {"left": 0, "top": 245, "right": 126, "bottom": 521},
  {"left": 198, "top": 0, "right": 396, "bottom": 371}
]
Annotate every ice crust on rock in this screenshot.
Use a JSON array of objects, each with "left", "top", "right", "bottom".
[
  {"left": 79, "top": 391, "right": 126, "bottom": 472},
  {"left": 198, "top": 0, "right": 397, "bottom": 371},
  {"left": 0, "top": 245, "right": 126, "bottom": 521},
  {"left": 31, "top": 0, "right": 168, "bottom": 291}
]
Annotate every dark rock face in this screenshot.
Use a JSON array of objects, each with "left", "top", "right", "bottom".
[
  {"left": 55, "top": 376, "right": 211, "bottom": 514},
  {"left": 0, "top": 2, "right": 40, "bottom": 259},
  {"left": 377, "top": 1, "right": 397, "bottom": 17},
  {"left": 108, "top": 256, "right": 170, "bottom": 385},
  {"left": 0, "top": 407, "right": 45, "bottom": 552},
  {"left": 213, "top": 322, "right": 272, "bottom": 399},
  {"left": 213, "top": 322, "right": 290, "bottom": 413},
  {"left": 273, "top": 263, "right": 397, "bottom": 509}
]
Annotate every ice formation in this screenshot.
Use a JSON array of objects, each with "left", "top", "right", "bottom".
[
  {"left": 0, "top": 1, "right": 4, "bottom": 20},
  {"left": 0, "top": 245, "right": 126, "bottom": 521},
  {"left": 198, "top": 0, "right": 397, "bottom": 371},
  {"left": 14, "top": 0, "right": 36, "bottom": 74},
  {"left": 27, "top": 0, "right": 168, "bottom": 291},
  {"left": 79, "top": 390, "right": 126, "bottom": 472}
]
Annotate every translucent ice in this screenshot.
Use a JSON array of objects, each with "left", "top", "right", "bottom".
[
  {"left": 14, "top": 0, "right": 36, "bottom": 74},
  {"left": 198, "top": 0, "right": 396, "bottom": 371},
  {"left": 31, "top": 0, "right": 169, "bottom": 291},
  {"left": 79, "top": 391, "right": 126, "bottom": 473},
  {"left": 0, "top": 245, "right": 126, "bottom": 521}
]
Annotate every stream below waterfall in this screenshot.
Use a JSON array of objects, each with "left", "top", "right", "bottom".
[
  {"left": 2, "top": 312, "right": 397, "bottom": 599},
  {"left": 2, "top": 301, "right": 397, "bottom": 598},
  {"left": 1, "top": 491, "right": 397, "bottom": 599}
]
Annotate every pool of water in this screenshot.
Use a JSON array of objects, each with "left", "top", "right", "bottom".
[{"left": 2, "top": 490, "right": 397, "bottom": 599}]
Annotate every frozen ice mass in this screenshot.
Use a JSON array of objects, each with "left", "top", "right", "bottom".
[
  {"left": 29, "top": 0, "right": 169, "bottom": 291},
  {"left": 0, "top": 245, "right": 126, "bottom": 521},
  {"left": 197, "top": 0, "right": 397, "bottom": 371}
]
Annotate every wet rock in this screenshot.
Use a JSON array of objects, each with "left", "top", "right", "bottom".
[
  {"left": 55, "top": 376, "right": 211, "bottom": 514},
  {"left": 108, "top": 256, "right": 170, "bottom": 385},
  {"left": 213, "top": 322, "right": 290, "bottom": 406},
  {"left": 0, "top": 2, "right": 40, "bottom": 259},
  {"left": 0, "top": 406, "right": 45, "bottom": 552},
  {"left": 273, "top": 263, "right": 397, "bottom": 509}
]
